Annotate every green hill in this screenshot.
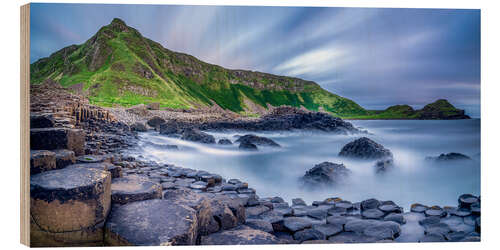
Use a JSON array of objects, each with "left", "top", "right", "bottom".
[{"left": 30, "top": 18, "right": 368, "bottom": 117}]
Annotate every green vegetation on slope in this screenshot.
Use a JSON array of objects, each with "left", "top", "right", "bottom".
[{"left": 30, "top": 18, "right": 368, "bottom": 117}]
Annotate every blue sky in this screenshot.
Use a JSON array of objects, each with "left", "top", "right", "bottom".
[{"left": 30, "top": 3, "right": 480, "bottom": 117}]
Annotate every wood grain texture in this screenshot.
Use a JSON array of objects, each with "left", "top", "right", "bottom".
[{"left": 20, "top": 3, "right": 30, "bottom": 246}]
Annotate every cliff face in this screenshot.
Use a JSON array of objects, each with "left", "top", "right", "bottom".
[{"left": 30, "top": 18, "right": 367, "bottom": 117}]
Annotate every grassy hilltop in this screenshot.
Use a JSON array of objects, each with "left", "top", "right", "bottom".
[{"left": 30, "top": 18, "right": 368, "bottom": 117}]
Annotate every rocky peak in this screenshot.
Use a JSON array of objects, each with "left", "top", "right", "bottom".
[{"left": 109, "top": 18, "right": 129, "bottom": 32}]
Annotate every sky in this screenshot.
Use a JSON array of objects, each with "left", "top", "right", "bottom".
[{"left": 30, "top": 4, "right": 481, "bottom": 117}]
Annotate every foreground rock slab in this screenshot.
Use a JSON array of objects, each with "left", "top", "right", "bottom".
[
  {"left": 30, "top": 128, "right": 85, "bottom": 155},
  {"left": 30, "top": 167, "right": 111, "bottom": 246},
  {"left": 105, "top": 199, "right": 198, "bottom": 246},
  {"left": 200, "top": 226, "right": 281, "bottom": 245},
  {"left": 30, "top": 150, "right": 56, "bottom": 174},
  {"left": 110, "top": 175, "right": 162, "bottom": 205}
]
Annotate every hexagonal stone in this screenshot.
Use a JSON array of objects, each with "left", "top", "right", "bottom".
[
  {"left": 345, "top": 219, "right": 380, "bottom": 233},
  {"left": 384, "top": 213, "right": 406, "bottom": 224},
  {"left": 361, "top": 198, "right": 380, "bottom": 210},
  {"left": 312, "top": 223, "right": 343, "bottom": 238},
  {"left": 246, "top": 205, "right": 271, "bottom": 218},
  {"left": 283, "top": 217, "right": 313, "bottom": 232},
  {"left": 326, "top": 215, "right": 348, "bottom": 227},
  {"left": 410, "top": 203, "right": 428, "bottom": 213},
  {"left": 30, "top": 150, "right": 56, "bottom": 174},
  {"left": 424, "top": 222, "right": 451, "bottom": 236},
  {"left": 200, "top": 226, "right": 280, "bottom": 245},
  {"left": 110, "top": 176, "right": 162, "bottom": 205},
  {"left": 105, "top": 199, "right": 198, "bottom": 246},
  {"left": 362, "top": 209, "right": 385, "bottom": 219},
  {"left": 31, "top": 128, "right": 85, "bottom": 156},
  {"left": 335, "top": 200, "right": 354, "bottom": 210},
  {"left": 67, "top": 163, "right": 122, "bottom": 179},
  {"left": 328, "top": 231, "right": 378, "bottom": 243},
  {"left": 448, "top": 207, "right": 472, "bottom": 217},
  {"left": 30, "top": 167, "right": 111, "bottom": 246},
  {"left": 161, "top": 182, "right": 176, "bottom": 190},
  {"left": 378, "top": 202, "right": 401, "bottom": 214},
  {"left": 328, "top": 206, "right": 348, "bottom": 216},
  {"left": 292, "top": 198, "right": 307, "bottom": 206},
  {"left": 189, "top": 181, "right": 208, "bottom": 190},
  {"left": 52, "top": 149, "right": 76, "bottom": 169},
  {"left": 363, "top": 221, "right": 401, "bottom": 240},
  {"left": 419, "top": 216, "right": 441, "bottom": 227},
  {"left": 294, "top": 228, "right": 324, "bottom": 242},
  {"left": 245, "top": 219, "right": 274, "bottom": 233},
  {"left": 425, "top": 206, "right": 447, "bottom": 217},
  {"left": 459, "top": 194, "right": 479, "bottom": 209},
  {"left": 418, "top": 233, "right": 446, "bottom": 242}
]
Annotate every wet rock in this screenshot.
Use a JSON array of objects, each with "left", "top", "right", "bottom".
[
  {"left": 181, "top": 128, "right": 215, "bottom": 144},
  {"left": 458, "top": 194, "right": 479, "bottom": 209},
  {"left": 200, "top": 226, "right": 280, "bottom": 245},
  {"left": 130, "top": 122, "right": 147, "bottom": 132},
  {"left": 471, "top": 202, "right": 481, "bottom": 216},
  {"left": 418, "top": 233, "right": 446, "bottom": 242},
  {"left": 283, "top": 217, "right": 313, "bottom": 232},
  {"left": 446, "top": 231, "right": 467, "bottom": 242},
  {"left": 31, "top": 128, "right": 85, "bottom": 156},
  {"left": 362, "top": 209, "right": 385, "bottom": 220},
  {"left": 425, "top": 206, "right": 447, "bottom": 217},
  {"left": 328, "top": 231, "right": 378, "bottom": 243},
  {"left": 326, "top": 215, "right": 348, "bottom": 227},
  {"left": 30, "top": 167, "right": 111, "bottom": 246},
  {"left": 110, "top": 175, "right": 162, "bottom": 205},
  {"left": 424, "top": 222, "right": 451, "bottom": 236},
  {"left": 146, "top": 116, "right": 166, "bottom": 127},
  {"left": 345, "top": 219, "right": 380, "bottom": 233},
  {"left": 245, "top": 219, "right": 274, "bottom": 233},
  {"left": 427, "top": 152, "right": 471, "bottom": 161},
  {"left": 292, "top": 198, "right": 307, "bottom": 206},
  {"left": 67, "top": 163, "right": 122, "bottom": 179},
  {"left": 339, "top": 137, "right": 393, "bottom": 160},
  {"left": 419, "top": 216, "right": 441, "bottom": 227},
  {"left": 410, "top": 203, "right": 428, "bottom": 213},
  {"left": 218, "top": 138, "right": 232, "bottom": 145},
  {"left": 235, "top": 134, "right": 280, "bottom": 147},
  {"left": 246, "top": 205, "right": 271, "bottom": 218},
  {"left": 475, "top": 217, "right": 480, "bottom": 233},
  {"left": 53, "top": 149, "right": 76, "bottom": 169},
  {"left": 30, "top": 150, "right": 57, "bottom": 174},
  {"left": 459, "top": 235, "right": 480, "bottom": 242},
  {"left": 384, "top": 213, "right": 406, "bottom": 224},
  {"left": 307, "top": 207, "right": 329, "bottom": 220},
  {"left": 312, "top": 224, "right": 343, "bottom": 238},
  {"left": 374, "top": 158, "right": 394, "bottom": 173},
  {"left": 361, "top": 198, "right": 380, "bottom": 210},
  {"left": 294, "top": 228, "right": 324, "bottom": 242},
  {"left": 104, "top": 199, "right": 197, "bottom": 246},
  {"left": 30, "top": 113, "right": 55, "bottom": 128},
  {"left": 363, "top": 221, "right": 401, "bottom": 240},
  {"left": 378, "top": 201, "right": 402, "bottom": 214},
  {"left": 302, "top": 162, "right": 351, "bottom": 186},
  {"left": 239, "top": 141, "right": 258, "bottom": 151},
  {"left": 189, "top": 181, "right": 208, "bottom": 190},
  {"left": 447, "top": 207, "right": 472, "bottom": 217}
]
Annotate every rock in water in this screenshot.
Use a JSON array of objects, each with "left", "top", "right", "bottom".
[
  {"left": 200, "top": 226, "right": 280, "bottom": 245},
  {"left": 30, "top": 150, "right": 56, "bottom": 174},
  {"left": 239, "top": 141, "right": 258, "bottom": 151},
  {"left": 302, "top": 162, "right": 351, "bottom": 186},
  {"left": 146, "top": 116, "right": 166, "bottom": 127},
  {"left": 104, "top": 199, "right": 198, "bottom": 246},
  {"left": 426, "top": 152, "right": 471, "bottom": 161},
  {"left": 218, "top": 138, "right": 233, "bottom": 145},
  {"left": 374, "top": 158, "right": 394, "bottom": 173},
  {"left": 30, "top": 128, "right": 85, "bottom": 156},
  {"left": 110, "top": 176, "right": 162, "bottom": 204},
  {"left": 30, "top": 167, "right": 111, "bottom": 247},
  {"left": 130, "top": 122, "right": 147, "bottom": 132},
  {"left": 339, "top": 137, "right": 393, "bottom": 160},
  {"left": 181, "top": 128, "right": 215, "bottom": 144},
  {"left": 235, "top": 134, "right": 280, "bottom": 147}
]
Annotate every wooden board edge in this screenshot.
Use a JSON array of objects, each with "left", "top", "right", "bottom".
[{"left": 20, "top": 3, "right": 30, "bottom": 247}]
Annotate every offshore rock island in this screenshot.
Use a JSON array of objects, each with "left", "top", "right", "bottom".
[{"left": 28, "top": 18, "right": 479, "bottom": 247}]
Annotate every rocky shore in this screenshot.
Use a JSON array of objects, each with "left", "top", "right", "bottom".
[{"left": 28, "top": 83, "right": 480, "bottom": 246}]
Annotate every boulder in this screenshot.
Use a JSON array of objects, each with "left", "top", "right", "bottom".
[
  {"left": 361, "top": 198, "right": 380, "bottom": 210},
  {"left": 146, "top": 116, "right": 166, "bottom": 127},
  {"left": 130, "top": 122, "right": 147, "bottom": 132},
  {"left": 302, "top": 162, "right": 351, "bottom": 186},
  {"left": 218, "top": 138, "right": 233, "bottom": 145},
  {"left": 105, "top": 199, "right": 198, "bottom": 246},
  {"left": 53, "top": 149, "right": 76, "bottom": 169},
  {"left": 30, "top": 167, "right": 111, "bottom": 246},
  {"left": 31, "top": 128, "right": 85, "bottom": 155},
  {"left": 339, "top": 137, "right": 393, "bottom": 160},
  {"left": 426, "top": 152, "right": 471, "bottom": 161},
  {"left": 30, "top": 113, "right": 55, "bottom": 128},
  {"left": 200, "top": 226, "right": 280, "bottom": 245},
  {"left": 239, "top": 141, "right": 258, "bottom": 151},
  {"left": 181, "top": 128, "right": 215, "bottom": 144},
  {"left": 30, "top": 150, "right": 56, "bottom": 174},
  {"left": 110, "top": 176, "right": 162, "bottom": 205},
  {"left": 67, "top": 163, "right": 122, "bottom": 179},
  {"left": 235, "top": 134, "right": 280, "bottom": 147}
]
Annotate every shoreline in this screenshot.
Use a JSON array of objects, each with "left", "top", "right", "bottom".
[{"left": 28, "top": 84, "right": 481, "bottom": 246}]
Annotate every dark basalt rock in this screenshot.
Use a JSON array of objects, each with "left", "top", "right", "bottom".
[
  {"left": 361, "top": 198, "right": 380, "bottom": 210},
  {"left": 200, "top": 226, "right": 280, "bottom": 245},
  {"left": 339, "top": 137, "right": 393, "bottom": 160},
  {"left": 144, "top": 141, "right": 178, "bottom": 150},
  {"left": 31, "top": 128, "right": 85, "bottom": 156},
  {"left": 418, "top": 233, "right": 446, "bottom": 242},
  {"left": 458, "top": 194, "right": 479, "bottom": 209},
  {"left": 374, "top": 158, "right": 394, "bottom": 173},
  {"left": 302, "top": 162, "right": 351, "bottom": 186},
  {"left": 53, "top": 149, "right": 76, "bottom": 169},
  {"left": 239, "top": 141, "right": 258, "bottom": 151},
  {"left": 30, "top": 150, "right": 57, "bottom": 174},
  {"left": 384, "top": 213, "right": 406, "bottom": 224},
  {"left": 110, "top": 176, "right": 162, "bottom": 205},
  {"left": 426, "top": 152, "right": 471, "bottom": 161},
  {"left": 363, "top": 221, "right": 401, "bottom": 240},
  {"left": 130, "top": 122, "right": 147, "bottom": 132},
  {"left": 104, "top": 199, "right": 198, "bottom": 246},
  {"left": 294, "top": 228, "right": 324, "bottom": 242},
  {"left": 410, "top": 203, "right": 428, "bottom": 213},
  {"left": 312, "top": 224, "right": 343, "bottom": 238},
  {"left": 30, "top": 167, "right": 111, "bottom": 246},
  {"left": 245, "top": 219, "right": 274, "bottom": 233},
  {"left": 362, "top": 209, "right": 385, "bottom": 220},
  {"left": 30, "top": 113, "right": 56, "bottom": 128},
  {"left": 425, "top": 206, "right": 447, "bottom": 217},
  {"left": 282, "top": 217, "right": 313, "bottom": 232},
  {"left": 67, "top": 163, "right": 123, "bottom": 179},
  {"left": 218, "top": 138, "right": 232, "bottom": 145},
  {"left": 328, "top": 231, "right": 378, "bottom": 243},
  {"left": 246, "top": 205, "right": 271, "bottom": 218},
  {"left": 146, "top": 116, "right": 166, "bottom": 128},
  {"left": 181, "top": 128, "right": 215, "bottom": 144},
  {"left": 292, "top": 198, "right": 307, "bottom": 206},
  {"left": 235, "top": 134, "right": 280, "bottom": 147}
]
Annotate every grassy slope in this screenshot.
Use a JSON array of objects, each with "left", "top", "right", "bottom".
[{"left": 30, "top": 18, "right": 368, "bottom": 117}]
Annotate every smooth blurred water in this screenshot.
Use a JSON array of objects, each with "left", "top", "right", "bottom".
[{"left": 129, "top": 119, "right": 480, "bottom": 209}]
